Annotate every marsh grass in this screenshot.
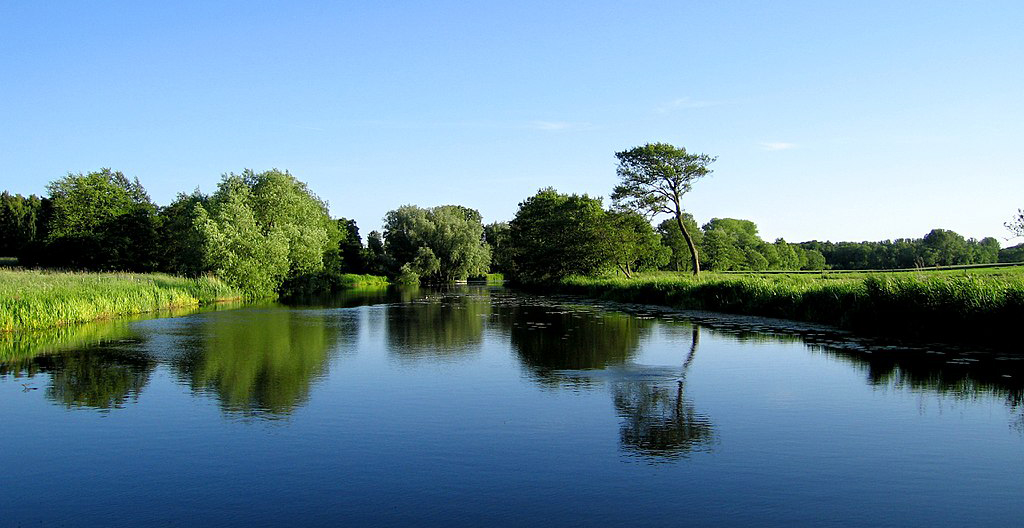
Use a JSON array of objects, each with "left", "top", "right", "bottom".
[
  {"left": 336, "top": 273, "right": 390, "bottom": 289},
  {"left": 0, "top": 270, "right": 242, "bottom": 332},
  {"left": 559, "top": 268, "right": 1024, "bottom": 343}
]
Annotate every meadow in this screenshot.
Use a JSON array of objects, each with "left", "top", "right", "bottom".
[
  {"left": 558, "top": 266, "right": 1024, "bottom": 344},
  {"left": 0, "top": 269, "right": 242, "bottom": 333}
]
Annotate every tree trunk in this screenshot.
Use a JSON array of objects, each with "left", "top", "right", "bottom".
[{"left": 675, "top": 212, "right": 701, "bottom": 276}]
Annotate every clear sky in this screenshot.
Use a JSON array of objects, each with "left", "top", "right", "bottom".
[{"left": 2, "top": 1, "right": 1021, "bottom": 244}]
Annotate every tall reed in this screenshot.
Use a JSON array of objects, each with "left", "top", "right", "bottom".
[
  {"left": 557, "top": 270, "right": 1024, "bottom": 343},
  {"left": 0, "top": 270, "right": 242, "bottom": 332}
]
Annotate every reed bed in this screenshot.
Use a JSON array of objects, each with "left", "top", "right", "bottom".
[
  {"left": 0, "top": 270, "right": 242, "bottom": 332},
  {"left": 558, "top": 269, "right": 1024, "bottom": 344},
  {"left": 336, "top": 273, "right": 390, "bottom": 289}
]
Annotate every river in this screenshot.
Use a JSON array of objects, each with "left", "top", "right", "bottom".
[{"left": 2, "top": 285, "right": 1021, "bottom": 526}]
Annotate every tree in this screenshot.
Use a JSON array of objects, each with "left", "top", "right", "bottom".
[
  {"left": 196, "top": 178, "right": 290, "bottom": 298},
  {"left": 605, "top": 211, "right": 669, "bottom": 278},
  {"left": 656, "top": 215, "right": 702, "bottom": 272},
  {"left": 484, "top": 221, "right": 513, "bottom": 274},
  {"left": 921, "top": 228, "right": 968, "bottom": 266},
  {"left": 364, "top": 230, "right": 393, "bottom": 276},
  {"left": 195, "top": 169, "right": 336, "bottom": 298},
  {"left": 156, "top": 190, "right": 210, "bottom": 276},
  {"left": 0, "top": 192, "right": 44, "bottom": 257},
  {"left": 700, "top": 218, "right": 765, "bottom": 271},
  {"left": 1008, "top": 209, "right": 1024, "bottom": 238},
  {"left": 999, "top": 243, "right": 1024, "bottom": 263},
  {"left": 42, "top": 168, "right": 158, "bottom": 270},
  {"left": 245, "top": 169, "right": 337, "bottom": 277},
  {"left": 612, "top": 143, "right": 715, "bottom": 276},
  {"left": 336, "top": 218, "right": 367, "bottom": 273},
  {"left": 382, "top": 204, "right": 491, "bottom": 283},
  {"left": 799, "top": 248, "right": 826, "bottom": 270},
  {"left": 508, "top": 188, "right": 613, "bottom": 282}
]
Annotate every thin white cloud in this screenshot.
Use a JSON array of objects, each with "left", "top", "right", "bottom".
[
  {"left": 657, "top": 97, "right": 725, "bottom": 113},
  {"left": 759, "top": 141, "right": 798, "bottom": 151}
]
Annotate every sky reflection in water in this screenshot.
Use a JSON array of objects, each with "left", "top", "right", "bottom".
[{"left": 2, "top": 285, "right": 1022, "bottom": 527}]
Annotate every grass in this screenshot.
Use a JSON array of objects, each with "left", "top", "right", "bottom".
[
  {"left": 336, "top": 273, "right": 390, "bottom": 289},
  {"left": 0, "top": 269, "right": 243, "bottom": 333},
  {"left": 556, "top": 268, "right": 1024, "bottom": 344}
]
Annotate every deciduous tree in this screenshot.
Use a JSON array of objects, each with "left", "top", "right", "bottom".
[
  {"left": 42, "top": 169, "right": 158, "bottom": 270},
  {"left": 508, "top": 188, "right": 613, "bottom": 282}
]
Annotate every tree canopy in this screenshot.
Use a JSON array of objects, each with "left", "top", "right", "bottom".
[
  {"left": 382, "top": 204, "right": 490, "bottom": 283},
  {"left": 612, "top": 143, "right": 715, "bottom": 276},
  {"left": 195, "top": 169, "right": 337, "bottom": 298},
  {"left": 39, "top": 169, "right": 158, "bottom": 270},
  {"left": 605, "top": 210, "right": 669, "bottom": 278},
  {"left": 508, "top": 188, "right": 613, "bottom": 283}
]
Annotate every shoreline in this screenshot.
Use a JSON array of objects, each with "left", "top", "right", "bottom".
[{"left": 537, "top": 270, "right": 1024, "bottom": 346}]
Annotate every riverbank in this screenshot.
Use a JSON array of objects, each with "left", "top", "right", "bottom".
[
  {"left": 554, "top": 269, "right": 1024, "bottom": 344},
  {"left": 0, "top": 270, "right": 243, "bottom": 332}
]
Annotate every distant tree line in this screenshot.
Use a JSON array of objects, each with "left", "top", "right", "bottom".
[
  {"left": 486, "top": 188, "right": 827, "bottom": 282},
  {"left": 2, "top": 159, "right": 1019, "bottom": 294},
  {"left": 799, "top": 229, "right": 1002, "bottom": 270},
  {"left": 1, "top": 169, "right": 359, "bottom": 298}
]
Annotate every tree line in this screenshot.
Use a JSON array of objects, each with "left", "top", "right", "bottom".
[{"left": 2, "top": 146, "right": 1019, "bottom": 294}]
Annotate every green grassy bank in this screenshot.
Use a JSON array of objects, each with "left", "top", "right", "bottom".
[
  {"left": 0, "top": 270, "right": 243, "bottom": 332},
  {"left": 556, "top": 269, "right": 1024, "bottom": 344},
  {"left": 336, "top": 273, "right": 390, "bottom": 289}
]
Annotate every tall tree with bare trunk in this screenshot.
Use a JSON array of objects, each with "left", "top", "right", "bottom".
[{"left": 612, "top": 143, "right": 715, "bottom": 276}]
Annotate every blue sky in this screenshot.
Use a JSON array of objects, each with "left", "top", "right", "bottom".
[{"left": 2, "top": 1, "right": 1021, "bottom": 244}]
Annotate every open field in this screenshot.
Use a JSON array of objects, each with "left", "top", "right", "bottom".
[
  {"left": 557, "top": 267, "right": 1024, "bottom": 344},
  {"left": 0, "top": 270, "right": 243, "bottom": 332}
]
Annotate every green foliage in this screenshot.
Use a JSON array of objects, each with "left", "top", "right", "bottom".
[
  {"left": 999, "top": 243, "right": 1024, "bottom": 263},
  {"left": 0, "top": 191, "right": 44, "bottom": 257},
  {"left": 605, "top": 210, "right": 669, "bottom": 278},
  {"left": 0, "top": 269, "right": 241, "bottom": 333},
  {"left": 700, "top": 218, "right": 763, "bottom": 271},
  {"left": 612, "top": 143, "right": 715, "bottom": 275},
  {"left": 196, "top": 179, "right": 290, "bottom": 299},
  {"left": 383, "top": 204, "right": 490, "bottom": 283},
  {"left": 921, "top": 228, "right": 969, "bottom": 266},
  {"left": 483, "top": 221, "right": 513, "bottom": 274},
  {"left": 507, "top": 188, "right": 614, "bottom": 283},
  {"left": 801, "top": 229, "right": 1002, "bottom": 270},
  {"left": 336, "top": 217, "right": 367, "bottom": 273},
  {"left": 657, "top": 216, "right": 702, "bottom": 272},
  {"left": 364, "top": 230, "right": 393, "bottom": 276},
  {"left": 156, "top": 191, "right": 210, "bottom": 276},
  {"left": 557, "top": 267, "right": 1024, "bottom": 344},
  {"left": 196, "top": 170, "right": 335, "bottom": 298},
  {"left": 38, "top": 169, "right": 158, "bottom": 271}
]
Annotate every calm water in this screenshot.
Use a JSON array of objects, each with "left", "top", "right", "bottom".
[{"left": 2, "top": 286, "right": 1022, "bottom": 527}]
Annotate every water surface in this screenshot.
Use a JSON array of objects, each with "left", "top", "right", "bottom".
[{"left": 2, "top": 286, "right": 1021, "bottom": 526}]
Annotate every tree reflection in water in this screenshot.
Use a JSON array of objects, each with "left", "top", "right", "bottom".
[
  {"left": 614, "top": 327, "right": 714, "bottom": 459},
  {"left": 386, "top": 292, "right": 490, "bottom": 360},
  {"left": 1, "top": 342, "right": 155, "bottom": 410},
  {"left": 503, "top": 299, "right": 715, "bottom": 459},
  {"left": 501, "top": 304, "right": 651, "bottom": 387},
  {"left": 173, "top": 309, "right": 348, "bottom": 417}
]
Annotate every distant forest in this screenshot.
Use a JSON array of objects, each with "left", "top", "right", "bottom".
[{"left": 1, "top": 168, "right": 1020, "bottom": 296}]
